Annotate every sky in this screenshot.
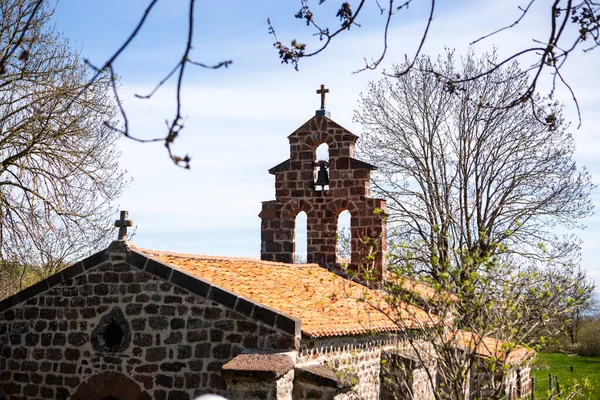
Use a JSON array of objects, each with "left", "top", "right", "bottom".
[{"left": 51, "top": 0, "right": 600, "bottom": 289}]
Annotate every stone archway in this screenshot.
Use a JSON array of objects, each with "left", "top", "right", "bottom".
[{"left": 71, "top": 372, "right": 149, "bottom": 400}]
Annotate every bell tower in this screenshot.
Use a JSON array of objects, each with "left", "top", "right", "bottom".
[{"left": 259, "top": 85, "right": 388, "bottom": 281}]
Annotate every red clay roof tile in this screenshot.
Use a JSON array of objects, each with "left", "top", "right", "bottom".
[
  {"left": 138, "top": 249, "right": 435, "bottom": 338},
  {"left": 450, "top": 330, "right": 535, "bottom": 364}
]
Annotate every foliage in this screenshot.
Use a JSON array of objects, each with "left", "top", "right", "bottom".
[
  {"left": 0, "top": 0, "right": 125, "bottom": 299},
  {"left": 572, "top": 314, "right": 600, "bottom": 357},
  {"left": 531, "top": 352, "right": 600, "bottom": 399},
  {"left": 336, "top": 225, "right": 351, "bottom": 261}
]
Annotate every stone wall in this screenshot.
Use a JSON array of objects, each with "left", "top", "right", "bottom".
[
  {"left": 225, "top": 370, "right": 294, "bottom": 400},
  {"left": 293, "top": 380, "right": 352, "bottom": 400},
  {"left": 296, "top": 334, "right": 402, "bottom": 400},
  {"left": 505, "top": 364, "right": 532, "bottom": 399},
  {"left": 469, "top": 359, "right": 532, "bottom": 399},
  {"left": 0, "top": 247, "right": 296, "bottom": 399},
  {"left": 260, "top": 116, "right": 388, "bottom": 280},
  {"left": 380, "top": 351, "right": 436, "bottom": 400}
]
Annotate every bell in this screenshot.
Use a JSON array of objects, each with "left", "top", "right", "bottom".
[{"left": 315, "top": 161, "right": 329, "bottom": 189}]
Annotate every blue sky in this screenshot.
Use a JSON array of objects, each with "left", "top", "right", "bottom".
[{"left": 52, "top": 0, "right": 600, "bottom": 288}]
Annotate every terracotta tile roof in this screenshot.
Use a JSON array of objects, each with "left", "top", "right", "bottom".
[
  {"left": 138, "top": 249, "right": 435, "bottom": 338},
  {"left": 387, "top": 274, "right": 458, "bottom": 303},
  {"left": 450, "top": 330, "right": 535, "bottom": 364}
]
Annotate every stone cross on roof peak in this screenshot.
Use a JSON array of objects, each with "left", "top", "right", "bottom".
[
  {"left": 114, "top": 210, "right": 133, "bottom": 241},
  {"left": 315, "top": 84, "right": 331, "bottom": 117},
  {"left": 316, "top": 84, "right": 329, "bottom": 109}
]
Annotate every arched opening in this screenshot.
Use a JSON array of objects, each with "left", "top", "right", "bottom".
[
  {"left": 314, "top": 142, "right": 329, "bottom": 191},
  {"left": 315, "top": 142, "right": 329, "bottom": 161},
  {"left": 71, "top": 372, "right": 146, "bottom": 400},
  {"left": 294, "top": 211, "right": 308, "bottom": 263},
  {"left": 336, "top": 210, "right": 351, "bottom": 264}
]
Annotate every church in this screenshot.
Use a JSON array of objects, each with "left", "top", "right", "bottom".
[{"left": 0, "top": 86, "right": 533, "bottom": 399}]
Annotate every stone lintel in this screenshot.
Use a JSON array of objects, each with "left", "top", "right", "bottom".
[
  {"left": 222, "top": 352, "right": 295, "bottom": 380},
  {"left": 295, "top": 363, "right": 355, "bottom": 389}
]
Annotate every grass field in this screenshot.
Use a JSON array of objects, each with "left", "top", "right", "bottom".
[{"left": 531, "top": 353, "right": 600, "bottom": 399}]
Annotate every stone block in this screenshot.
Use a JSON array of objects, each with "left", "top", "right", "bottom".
[
  {"left": 195, "top": 343, "right": 211, "bottom": 358},
  {"left": 146, "top": 347, "right": 167, "bottom": 362},
  {"left": 145, "top": 258, "right": 172, "bottom": 280},
  {"left": 208, "top": 287, "right": 237, "bottom": 309},
  {"left": 170, "top": 269, "right": 210, "bottom": 297},
  {"left": 177, "top": 345, "right": 192, "bottom": 360},
  {"left": 133, "top": 333, "right": 153, "bottom": 347},
  {"left": 186, "top": 330, "right": 208, "bottom": 343},
  {"left": 164, "top": 331, "right": 183, "bottom": 345},
  {"left": 94, "top": 283, "right": 109, "bottom": 296},
  {"left": 156, "top": 374, "right": 174, "bottom": 388}
]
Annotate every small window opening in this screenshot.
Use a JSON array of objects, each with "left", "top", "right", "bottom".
[
  {"left": 336, "top": 210, "right": 351, "bottom": 264},
  {"left": 294, "top": 211, "right": 308, "bottom": 263},
  {"left": 314, "top": 143, "right": 329, "bottom": 191},
  {"left": 104, "top": 322, "right": 124, "bottom": 350}
]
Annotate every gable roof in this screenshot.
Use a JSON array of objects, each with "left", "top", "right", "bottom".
[
  {"left": 386, "top": 274, "right": 459, "bottom": 304},
  {"left": 450, "top": 330, "right": 535, "bottom": 365},
  {"left": 0, "top": 243, "right": 434, "bottom": 339},
  {"left": 139, "top": 249, "right": 434, "bottom": 338},
  {"left": 0, "top": 249, "right": 108, "bottom": 314},
  {"left": 288, "top": 115, "right": 359, "bottom": 140}
]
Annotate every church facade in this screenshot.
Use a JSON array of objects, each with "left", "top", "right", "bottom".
[{"left": 0, "top": 88, "right": 532, "bottom": 399}]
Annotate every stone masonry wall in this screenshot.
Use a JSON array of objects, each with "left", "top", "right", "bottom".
[
  {"left": 505, "top": 364, "right": 531, "bottom": 399},
  {"left": 260, "top": 116, "right": 388, "bottom": 280},
  {"left": 293, "top": 381, "right": 351, "bottom": 400},
  {"left": 469, "top": 360, "right": 532, "bottom": 400},
  {"left": 296, "top": 334, "right": 402, "bottom": 400},
  {"left": 0, "top": 247, "right": 296, "bottom": 399},
  {"left": 225, "top": 370, "right": 294, "bottom": 400}
]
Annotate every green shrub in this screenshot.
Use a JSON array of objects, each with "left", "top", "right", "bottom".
[{"left": 575, "top": 318, "right": 600, "bottom": 357}]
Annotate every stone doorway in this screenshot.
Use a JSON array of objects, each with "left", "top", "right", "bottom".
[{"left": 71, "top": 372, "right": 149, "bottom": 400}]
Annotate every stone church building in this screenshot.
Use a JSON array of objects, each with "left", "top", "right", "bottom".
[{"left": 0, "top": 88, "right": 533, "bottom": 399}]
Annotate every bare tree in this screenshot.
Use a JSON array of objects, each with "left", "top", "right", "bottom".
[
  {"left": 271, "top": 1, "right": 600, "bottom": 123},
  {"left": 0, "top": 0, "right": 125, "bottom": 299},
  {"left": 356, "top": 50, "right": 593, "bottom": 281},
  {"left": 352, "top": 50, "right": 595, "bottom": 373}
]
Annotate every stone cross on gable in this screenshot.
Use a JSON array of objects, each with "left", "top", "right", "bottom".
[
  {"left": 316, "top": 84, "right": 329, "bottom": 110},
  {"left": 114, "top": 210, "right": 133, "bottom": 241}
]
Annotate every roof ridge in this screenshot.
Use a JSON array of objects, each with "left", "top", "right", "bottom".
[{"left": 135, "top": 247, "right": 318, "bottom": 268}]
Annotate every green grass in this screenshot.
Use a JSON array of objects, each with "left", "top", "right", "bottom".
[{"left": 531, "top": 353, "right": 600, "bottom": 399}]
